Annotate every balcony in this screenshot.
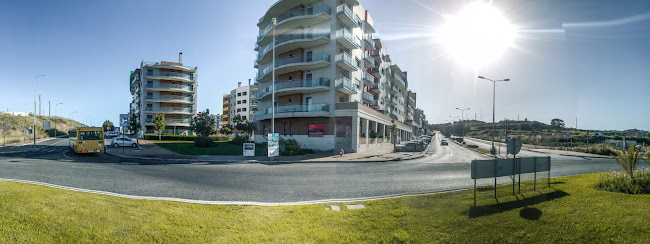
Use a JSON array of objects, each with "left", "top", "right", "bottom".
[
  {"left": 362, "top": 72, "right": 375, "bottom": 86},
  {"left": 363, "top": 34, "right": 375, "bottom": 50},
  {"left": 145, "top": 107, "right": 194, "bottom": 115},
  {"left": 145, "top": 95, "right": 194, "bottom": 104},
  {"left": 391, "top": 74, "right": 406, "bottom": 88},
  {"left": 250, "top": 102, "right": 258, "bottom": 107},
  {"left": 256, "top": 78, "right": 330, "bottom": 100},
  {"left": 389, "top": 86, "right": 398, "bottom": 95},
  {"left": 143, "top": 61, "right": 196, "bottom": 72},
  {"left": 255, "top": 103, "right": 330, "bottom": 120},
  {"left": 363, "top": 19, "right": 376, "bottom": 34},
  {"left": 257, "top": 53, "right": 330, "bottom": 81},
  {"left": 370, "top": 68, "right": 381, "bottom": 78},
  {"left": 145, "top": 118, "right": 191, "bottom": 126},
  {"left": 363, "top": 54, "right": 375, "bottom": 68},
  {"left": 370, "top": 50, "right": 382, "bottom": 62},
  {"left": 257, "top": 32, "right": 330, "bottom": 64},
  {"left": 336, "top": 28, "right": 360, "bottom": 50},
  {"left": 335, "top": 77, "right": 357, "bottom": 94},
  {"left": 145, "top": 84, "right": 193, "bottom": 93},
  {"left": 371, "top": 83, "right": 382, "bottom": 93},
  {"left": 336, "top": 4, "right": 361, "bottom": 28},
  {"left": 146, "top": 72, "right": 194, "bottom": 82},
  {"left": 342, "top": 0, "right": 359, "bottom": 6},
  {"left": 257, "top": 4, "right": 332, "bottom": 45},
  {"left": 335, "top": 52, "right": 358, "bottom": 72},
  {"left": 362, "top": 92, "right": 374, "bottom": 103}
]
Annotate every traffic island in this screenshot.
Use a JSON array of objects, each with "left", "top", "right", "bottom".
[{"left": 1, "top": 173, "right": 648, "bottom": 242}]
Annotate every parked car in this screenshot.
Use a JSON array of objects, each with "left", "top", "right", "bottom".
[
  {"left": 111, "top": 137, "right": 139, "bottom": 148},
  {"left": 397, "top": 142, "right": 424, "bottom": 152},
  {"left": 105, "top": 131, "right": 120, "bottom": 137}
]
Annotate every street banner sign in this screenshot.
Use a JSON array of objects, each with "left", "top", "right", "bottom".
[
  {"left": 119, "top": 114, "right": 129, "bottom": 127},
  {"left": 43, "top": 121, "right": 51, "bottom": 131},
  {"left": 268, "top": 133, "right": 279, "bottom": 157}
]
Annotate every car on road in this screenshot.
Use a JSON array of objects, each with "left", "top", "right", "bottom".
[
  {"left": 111, "top": 137, "right": 139, "bottom": 148},
  {"left": 397, "top": 142, "right": 425, "bottom": 152},
  {"left": 441, "top": 139, "right": 448, "bottom": 146}
]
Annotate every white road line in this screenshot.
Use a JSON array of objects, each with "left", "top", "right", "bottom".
[
  {"left": 62, "top": 151, "right": 73, "bottom": 160},
  {"left": 0, "top": 177, "right": 470, "bottom": 206}
]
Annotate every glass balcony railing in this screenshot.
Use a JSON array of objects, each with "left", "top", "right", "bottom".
[
  {"left": 143, "top": 61, "right": 196, "bottom": 70},
  {"left": 336, "top": 4, "right": 361, "bottom": 27},
  {"left": 335, "top": 77, "right": 357, "bottom": 93},
  {"left": 336, "top": 28, "right": 361, "bottom": 48},
  {"left": 258, "top": 5, "right": 332, "bottom": 42},
  {"left": 362, "top": 92, "right": 374, "bottom": 102},
  {"left": 147, "top": 72, "right": 194, "bottom": 80},
  {"left": 256, "top": 78, "right": 330, "bottom": 99},
  {"left": 392, "top": 74, "right": 406, "bottom": 87},
  {"left": 257, "top": 53, "right": 331, "bottom": 79},
  {"left": 335, "top": 52, "right": 357, "bottom": 70},
  {"left": 145, "top": 118, "right": 191, "bottom": 124},
  {"left": 363, "top": 34, "right": 375, "bottom": 49},
  {"left": 146, "top": 84, "right": 193, "bottom": 92},
  {"left": 145, "top": 107, "right": 194, "bottom": 113},
  {"left": 256, "top": 104, "right": 330, "bottom": 117},
  {"left": 363, "top": 72, "right": 375, "bottom": 85},
  {"left": 257, "top": 32, "right": 331, "bottom": 60},
  {"left": 145, "top": 95, "right": 194, "bottom": 103}
]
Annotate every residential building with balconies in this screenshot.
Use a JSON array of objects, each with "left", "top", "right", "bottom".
[
  {"left": 253, "top": 0, "right": 418, "bottom": 153},
  {"left": 224, "top": 80, "right": 257, "bottom": 126},
  {"left": 129, "top": 53, "right": 198, "bottom": 136}
]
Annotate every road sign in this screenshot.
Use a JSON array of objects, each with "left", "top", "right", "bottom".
[
  {"left": 499, "top": 129, "right": 505, "bottom": 137},
  {"left": 43, "top": 121, "right": 51, "bottom": 131},
  {"left": 119, "top": 114, "right": 129, "bottom": 127},
  {"left": 268, "top": 133, "right": 279, "bottom": 157},
  {"left": 507, "top": 138, "right": 522, "bottom": 155}
]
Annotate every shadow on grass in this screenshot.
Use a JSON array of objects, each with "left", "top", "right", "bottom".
[{"left": 468, "top": 190, "right": 569, "bottom": 219}]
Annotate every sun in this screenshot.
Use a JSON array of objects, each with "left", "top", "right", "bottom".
[{"left": 439, "top": 2, "right": 516, "bottom": 67}]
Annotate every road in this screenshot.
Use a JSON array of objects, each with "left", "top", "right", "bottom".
[{"left": 0, "top": 136, "right": 640, "bottom": 203}]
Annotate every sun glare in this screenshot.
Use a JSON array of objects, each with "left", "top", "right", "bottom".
[{"left": 439, "top": 2, "right": 516, "bottom": 67}]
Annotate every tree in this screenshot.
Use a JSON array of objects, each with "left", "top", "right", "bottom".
[
  {"left": 153, "top": 114, "right": 166, "bottom": 141},
  {"left": 232, "top": 115, "right": 255, "bottom": 143},
  {"left": 102, "top": 120, "right": 114, "bottom": 132},
  {"left": 390, "top": 119, "right": 398, "bottom": 153},
  {"left": 128, "top": 113, "right": 139, "bottom": 136},
  {"left": 190, "top": 110, "right": 216, "bottom": 137},
  {"left": 551, "top": 118, "right": 565, "bottom": 128},
  {"left": 220, "top": 125, "right": 232, "bottom": 135}
]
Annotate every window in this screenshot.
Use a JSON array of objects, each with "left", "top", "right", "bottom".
[
  {"left": 242, "top": 116, "right": 247, "bottom": 120},
  {"left": 288, "top": 98, "right": 292, "bottom": 103},
  {"left": 237, "top": 108, "right": 241, "bottom": 112},
  {"left": 237, "top": 100, "right": 241, "bottom": 104},
  {"left": 189, "top": 74, "right": 193, "bottom": 80},
  {"left": 355, "top": 58, "right": 361, "bottom": 68},
  {"left": 147, "top": 69, "right": 153, "bottom": 76},
  {"left": 288, "top": 76, "right": 293, "bottom": 80},
  {"left": 242, "top": 100, "right": 247, "bottom": 104},
  {"left": 243, "top": 92, "right": 247, "bottom": 96},
  {"left": 242, "top": 108, "right": 247, "bottom": 112},
  {"left": 237, "top": 93, "right": 241, "bottom": 97}
]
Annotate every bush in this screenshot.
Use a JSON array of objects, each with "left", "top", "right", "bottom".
[
  {"left": 597, "top": 169, "right": 650, "bottom": 194},
  {"left": 230, "top": 135, "right": 247, "bottom": 145},
  {"left": 144, "top": 134, "right": 195, "bottom": 141},
  {"left": 279, "top": 138, "right": 313, "bottom": 156},
  {"left": 194, "top": 136, "right": 215, "bottom": 148},
  {"left": 213, "top": 135, "right": 230, "bottom": 141}
]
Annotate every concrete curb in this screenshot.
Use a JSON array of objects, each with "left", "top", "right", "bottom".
[
  {"left": 448, "top": 137, "right": 496, "bottom": 158},
  {"left": 104, "top": 150, "right": 428, "bottom": 164}
]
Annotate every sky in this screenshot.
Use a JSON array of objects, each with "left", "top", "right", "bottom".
[{"left": 0, "top": 0, "right": 649, "bottom": 131}]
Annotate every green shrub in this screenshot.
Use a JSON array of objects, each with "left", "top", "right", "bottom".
[
  {"left": 596, "top": 169, "right": 650, "bottom": 194},
  {"left": 194, "top": 136, "right": 215, "bottom": 148},
  {"left": 213, "top": 135, "right": 230, "bottom": 141},
  {"left": 278, "top": 138, "right": 313, "bottom": 156},
  {"left": 230, "top": 135, "right": 247, "bottom": 145},
  {"left": 144, "top": 134, "right": 195, "bottom": 141}
]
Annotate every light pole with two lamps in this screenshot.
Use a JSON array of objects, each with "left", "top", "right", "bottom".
[
  {"left": 478, "top": 76, "right": 510, "bottom": 155},
  {"left": 33, "top": 74, "right": 44, "bottom": 147},
  {"left": 456, "top": 107, "right": 470, "bottom": 137},
  {"left": 55, "top": 103, "right": 63, "bottom": 137}
]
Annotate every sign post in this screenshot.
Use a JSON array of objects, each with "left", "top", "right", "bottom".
[
  {"left": 268, "top": 133, "right": 279, "bottom": 157},
  {"left": 2, "top": 123, "right": 6, "bottom": 146},
  {"left": 119, "top": 114, "right": 129, "bottom": 154}
]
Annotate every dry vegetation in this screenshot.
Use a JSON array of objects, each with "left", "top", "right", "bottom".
[{"left": 0, "top": 113, "right": 83, "bottom": 145}]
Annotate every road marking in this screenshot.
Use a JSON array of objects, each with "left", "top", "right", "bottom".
[
  {"left": 0, "top": 177, "right": 472, "bottom": 206},
  {"left": 62, "top": 151, "right": 73, "bottom": 160}
]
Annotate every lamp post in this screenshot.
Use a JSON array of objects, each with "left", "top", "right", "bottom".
[
  {"left": 55, "top": 103, "right": 63, "bottom": 137},
  {"left": 478, "top": 76, "right": 510, "bottom": 155},
  {"left": 456, "top": 107, "right": 470, "bottom": 137},
  {"left": 271, "top": 17, "right": 277, "bottom": 136},
  {"left": 33, "top": 74, "right": 44, "bottom": 147}
]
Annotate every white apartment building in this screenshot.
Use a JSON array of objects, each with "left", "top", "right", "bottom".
[
  {"left": 223, "top": 81, "right": 258, "bottom": 125},
  {"left": 253, "top": 0, "right": 424, "bottom": 152},
  {"left": 129, "top": 53, "right": 198, "bottom": 136}
]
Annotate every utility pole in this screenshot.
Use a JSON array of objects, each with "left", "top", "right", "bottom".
[
  {"left": 39, "top": 95, "right": 42, "bottom": 116},
  {"left": 49, "top": 101, "right": 51, "bottom": 117}
]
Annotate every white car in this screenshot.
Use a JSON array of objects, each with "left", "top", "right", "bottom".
[
  {"left": 105, "top": 131, "right": 120, "bottom": 137},
  {"left": 111, "top": 137, "right": 139, "bottom": 148}
]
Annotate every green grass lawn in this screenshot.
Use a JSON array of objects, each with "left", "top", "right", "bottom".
[
  {"left": 1, "top": 173, "right": 649, "bottom": 243},
  {"left": 154, "top": 141, "right": 267, "bottom": 156}
]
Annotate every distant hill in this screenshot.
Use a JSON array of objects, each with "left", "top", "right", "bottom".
[{"left": 0, "top": 113, "right": 84, "bottom": 145}]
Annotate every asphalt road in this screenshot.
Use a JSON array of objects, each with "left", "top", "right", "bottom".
[{"left": 0, "top": 136, "right": 641, "bottom": 203}]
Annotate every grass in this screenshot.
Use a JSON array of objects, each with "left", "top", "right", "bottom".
[
  {"left": 154, "top": 140, "right": 267, "bottom": 156},
  {"left": 1, "top": 173, "right": 649, "bottom": 243}
]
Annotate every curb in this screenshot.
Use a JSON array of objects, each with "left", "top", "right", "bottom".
[{"left": 104, "top": 150, "right": 428, "bottom": 164}]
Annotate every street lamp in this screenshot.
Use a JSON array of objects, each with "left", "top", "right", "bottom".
[
  {"left": 456, "top": 107, "right": 470, "bottom": 137},
  {"left": 271, "top": 17, "right": 277, "bottom": 136},
  {"left": 33, "top": 74, "right": 44, "bottom": 147},
  {"left": 478, "top": 76, "right": 510, "bottom": 155},
  {"left": 55, "top": 103, "right": 63, "bottom": 137}
]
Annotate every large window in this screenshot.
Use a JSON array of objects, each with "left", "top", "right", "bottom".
[
  {"left": 308, "top": 121, "right": 324, "bottom": 137},
  {"left": 78, "top": 131, "right": 102, "bottom": 140}
]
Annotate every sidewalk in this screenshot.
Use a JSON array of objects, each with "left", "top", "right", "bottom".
[{"left": 105, "top": 140, "right": 429, "bottom": 163}]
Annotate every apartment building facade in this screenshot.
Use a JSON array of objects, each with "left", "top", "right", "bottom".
[
  {"left": 253, "top": 0, "right": 423, "bottom": 152},
  {"left": 129, "top": 53, "right": 198, "bottom": 136},
  {"left": 223, "top": 81, "right": 258, "bottom": 125}
]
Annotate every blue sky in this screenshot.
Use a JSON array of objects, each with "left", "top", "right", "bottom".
[{"left": 1, "top": 0, "right": 649, "bottom": 131}]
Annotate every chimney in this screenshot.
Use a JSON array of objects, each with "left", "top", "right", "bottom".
[
  {"left": 179, "top": 52, "right": 183, "bottom": 63},
  {"left": 248, "top": 79, "right": 251, "bottom": 86},
  {"left": 238, "top": 82, "right": 241, "bottom": 87}
]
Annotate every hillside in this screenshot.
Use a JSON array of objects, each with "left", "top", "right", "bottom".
[{"left": 0, "top": 113, "right": 84, "bottom": 145}]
